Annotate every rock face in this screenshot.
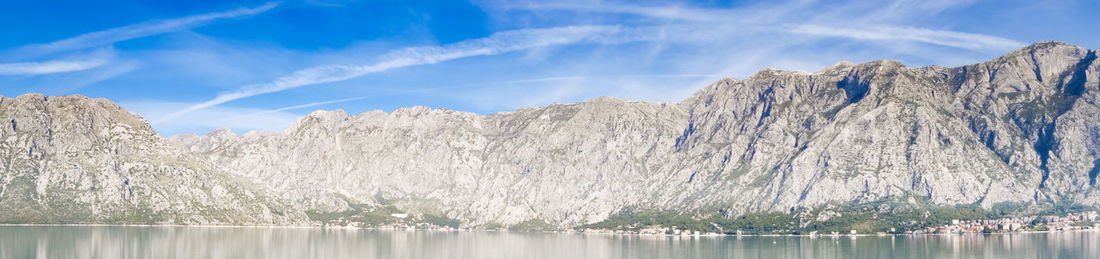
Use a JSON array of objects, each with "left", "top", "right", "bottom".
[
  {"left": 0, "top": 94, "right": 306, "bottom": 224},
  {"left": 172, "top": 98, "right": 690, "bottom": 226},
  {"left": 3, "top": 41, "right": 1097, "bottom": 227},
  {"left": 172, "top": 41, "right": 1100, "bottom": 227}
]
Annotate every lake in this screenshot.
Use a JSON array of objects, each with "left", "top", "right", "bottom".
[{"left": 1, "top": 226, "right": 1097, "bottom": 258}]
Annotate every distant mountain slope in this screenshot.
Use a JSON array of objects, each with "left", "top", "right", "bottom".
[
  {"left": 172, "top": 41, "right": 1100, "bottom": 227},
  {"left": 0, "top": 94, "right": 306, "bottom": 224}
]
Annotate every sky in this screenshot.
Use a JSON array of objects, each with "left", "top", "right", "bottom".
[{"left": 0, "top": 0, "right": 1096, "bottom": 136}]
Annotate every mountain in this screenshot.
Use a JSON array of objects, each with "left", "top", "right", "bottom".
[
  {"left": 0, "top": 94, "right": 306, "bottom": 224},
  {"left": 2, "top": 41, "right": 1097, "bottom": 229},
  {"left": 172, "top": 41, "right": 1100, "bottom": 227},
  {"left": 170, "top": 97, "right": 691, "bottom": 227}
]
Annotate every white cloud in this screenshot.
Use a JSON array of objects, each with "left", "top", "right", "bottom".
[
  {"left": 787, "top": 24, "right": 1024, "bottom": 51},
  {"left": 0, "top": 2, "right": 278, "bottom": 78},
  {"left": 156, "top": 25, "right": 658, "bottom": 122},
  {"left": 0, "top": 59, "right": 108, "bottom": 75},
  {"left": 0, "top": 47, "right": 118, "bottom": 76},
  {"left": 245, "top": 96, "right": 370, "bottom": 116},
  {"left": 16, "top": 2, "right": 279, "bottom": 57},
  {"left": 500, "top": 1, "right": 730, "bottom": 22},
  {"left": 485, "top": 0, "right": 1022, "bottom": 51},
  {"left": 28, "top": 61, "right": 140, "bottom": 94}
]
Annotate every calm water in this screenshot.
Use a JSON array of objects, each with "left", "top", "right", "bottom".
[{"left": 1, "top": 226, "right": 1097, "bottom": 258}]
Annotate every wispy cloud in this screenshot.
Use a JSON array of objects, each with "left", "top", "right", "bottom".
[
  {"left": 0, "top": 48, "right": 116, "bottom": 75},
  {"left": 15, "top": 2, "right": 280, "bottom": 57},
  {"left": 0, "top": 2, "right": 279, "bottom": 78},
  {"left": 26, "top": 61, "right": 140, "bottom": 94},
  {"left": 488, "top": 0, "right": 1021, "bottom": 51},
  {"left": 156, "top": 25, "right": 657, "bottom": 122},
  {"left": 0, "top": 58, "right": 108, "bottom": 75},
  {"left": 787, "top": 24, "right": 1025, "bottom": 51},
  {"left": 501, "top": 1, "right": 730, "bottom": 22},
  {"left": 244, "top": 96, "right": 369, "bottom": 117}
]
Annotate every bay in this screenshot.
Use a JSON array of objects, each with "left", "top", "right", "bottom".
[{"left": 1, "top": 226, "right": 1097, "bottom": 258}]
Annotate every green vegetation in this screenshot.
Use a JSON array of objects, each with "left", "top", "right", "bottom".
[
  {"left": 580, "top": 199, "right": 1059, "bottom": 235},
  {"left": 1044, "top": 199, "right": 1094, "bottom": 215},
  {"left": 509, "top": 219, "right": 555, "bottom": 232},
  {"left": 582, "top": 209, "right": 795, "bottom": 234},
  {"left": 305, "top": 203, "right": 401, "bottom": 226},
  {"left": 481, "top": 222, "right": 506, "bottom": 230},
  {"left": 422, "top": 213, "right": 461, "bottom": 228},
  {"left": 305, "top": 201, "right": 463, "bottom": 229}
]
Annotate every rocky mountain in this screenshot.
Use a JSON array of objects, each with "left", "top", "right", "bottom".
[
  {"left": 3, "top": 41, "right": 1097, "bottom": 228},
  {"left": 0, "top": 94, "right": 306, "bottom": 224},
  {"left": 172, "top": 41, "right": 1100, "bottom": 227},
  {"left": 171, "top": 97, "right": 691, "bottom": 227}
]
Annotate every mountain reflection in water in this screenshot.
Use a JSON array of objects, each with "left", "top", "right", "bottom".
[{"left": 1, "top": 226, "right": 1097, "bottom": 258}]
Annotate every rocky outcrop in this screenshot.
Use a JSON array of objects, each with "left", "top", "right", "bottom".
[
  {"left": 173, "top": 41, "right": 1100, "bottom": 227},
  {"left": 0, "top": 94, "right": 306, "bottom": 224}
]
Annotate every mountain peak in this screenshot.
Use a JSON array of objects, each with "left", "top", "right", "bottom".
[
  {"left": 750, "top": 68, "right": 810, "bottom": 79},
  {"left": 306, "top": 109, "right": 348, "bottom": 118},
  {"left": 205, "top": 128, "right": 237, "bottom": 138},
  {"left": 589, "top": 96, "right": 626, "bottom": 103},
  {"left": 816, "top": 61, "right": 857, "bottom": 74},
  {"left": 985, "top": 41, "right": 1093, "bottom": 84},
  {"left": 1020, "top": 40, "right": 1076, "bottom": 51},
  {"left": 1001, "top": 40, "right": 1089, "bottom": 60}
]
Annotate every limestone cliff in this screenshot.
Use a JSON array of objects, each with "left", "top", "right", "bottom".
[
  {"left": 4, "top": 41, "right": 1096, "bottom": 227},
  {"left": 0, "top": 94, "right": 306, "bottom": 224},
  {"left": 174, "top": 41, "right": 1100, "bottom": 227}
]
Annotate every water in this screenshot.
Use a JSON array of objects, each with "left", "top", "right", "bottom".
[{"left": 1, "top": 226, "right": 1097, "bottom": 258}]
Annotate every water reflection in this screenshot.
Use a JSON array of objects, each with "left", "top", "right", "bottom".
[{"left": 0, "top": 226, "right": 1097, "bottom": 258}]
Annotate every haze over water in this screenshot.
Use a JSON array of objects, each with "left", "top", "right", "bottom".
[{"left": 1, "top": 226, "right": 1097, "bottom": 258}]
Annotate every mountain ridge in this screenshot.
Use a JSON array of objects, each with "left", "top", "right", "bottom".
[
  {"left": 2, "top": 41, "right": 1097, "bottom": 228},
  {"left": 170, "top": 40, "right": 1099, "bottom": 227}
]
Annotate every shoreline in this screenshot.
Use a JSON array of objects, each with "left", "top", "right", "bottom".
[{"left": 3, "top": 224, "right": 1097, "bottom": 238}]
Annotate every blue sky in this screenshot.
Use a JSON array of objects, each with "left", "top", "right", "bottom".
[{"left": 0, "top": 0, "right": 1095, "bottom": 136}]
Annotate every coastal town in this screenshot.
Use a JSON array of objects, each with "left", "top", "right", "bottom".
[
  {"left": 624, "top": 211, "right": 1100, "bottom": 236},
  {"left": 323, "top": 211, "right": 1100, "bottom": 238},
  {"left": 908, "top": 211, "right": 1100, "bottom": 235}
]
